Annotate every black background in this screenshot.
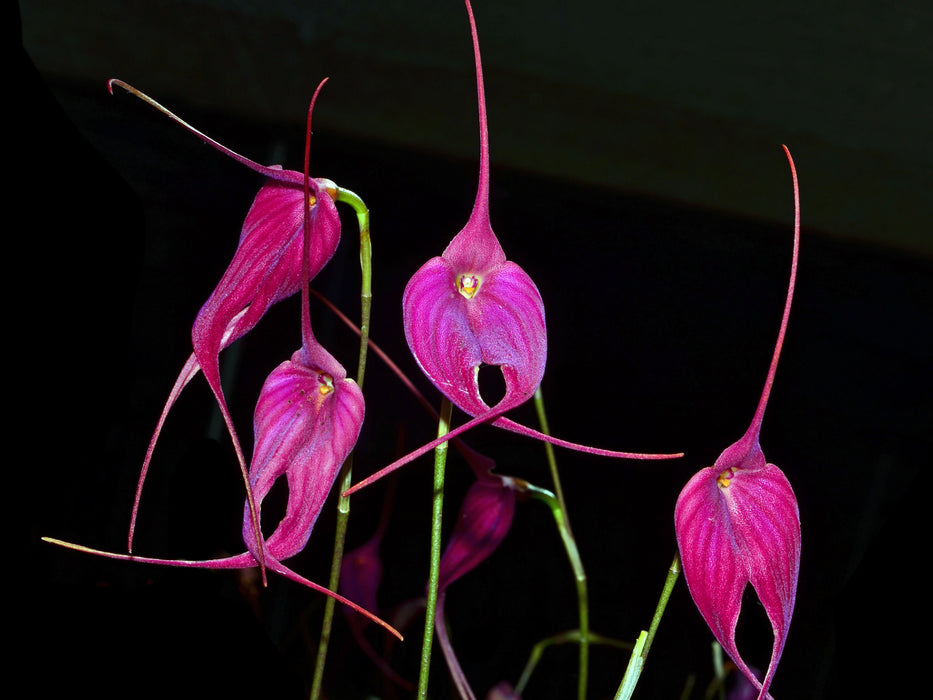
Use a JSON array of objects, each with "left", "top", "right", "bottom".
[{"left": 14, "top": 2, "right": 930, "bottom": 698}]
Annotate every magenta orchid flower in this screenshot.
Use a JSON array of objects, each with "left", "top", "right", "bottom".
[
  {"left": 674, "top": 146, "right": 801, "bottom": 700},
  {"left": 107, "top": 80, "right": 343, "bottom": 564},
  {"left": 345, "top": 0, "right": 680, "bottom": 497},
  {"left": 44, "top": 94, "right": 401, "bottom": 641},
  {"left": 43, "top": 335, "right": 398, "bottom": 638}
]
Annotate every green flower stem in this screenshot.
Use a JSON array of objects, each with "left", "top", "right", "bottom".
[
  {"left": 335, "top": 187, "right": 373, "bottom": 382},
  {"left": 515, "top": 630, "right": 633, "bottom": 696},
  {"left": 309, "top": 189, "right": 371, "bottom": 700},
  {"left": 418, "top": 397, "right": 454, "bottom": 698},
  {"left": 533, "top": 387, "right": 589, "bottom": 700},
  {"left": 613, "top": 554, "right": 682, "bottom": 700},
  {"left": 711, "top": 641, "right": 727, "bottom": 700}
]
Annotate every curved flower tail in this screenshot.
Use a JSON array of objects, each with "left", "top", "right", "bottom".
[
  {"left": 41, "top": 537, "right": 401, "bottom": 641},
  {"left": 493, "top": 416, "right": 683, "bottom": 460},
  {"left": 269, "top": 558, "right": 402, "bottom": 641},
  {"left": 109, "top": 79, "right": 296, "bottom": 183},
  {"left": 344, "top": 404, "right": 682, "bottom": 497}
]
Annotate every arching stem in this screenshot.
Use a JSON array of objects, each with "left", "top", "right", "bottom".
[{"left": 533, "top": 387, "right": 589, "bottom": 700}]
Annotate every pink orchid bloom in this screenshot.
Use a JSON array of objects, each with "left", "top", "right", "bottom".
[
  {"left": 44, "top": 94, "right": 401, "bottom": 641},
  {"left": 43, "top": 340, "right": 397, "bottom": 638},
  {"left": 345, "top": 0, "right": 680, "bottom": 497},
  {"left": 108, "top": 80, "right": 343, "bottom": 564},
  {"left": 674, "top": 147, "right": 801, "bottom": 700}
]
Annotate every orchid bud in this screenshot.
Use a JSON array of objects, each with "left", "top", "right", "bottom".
[{"left": 438, "top": 476, "right": 516, "bottom": 593}]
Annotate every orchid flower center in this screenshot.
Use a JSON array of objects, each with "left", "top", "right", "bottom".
[
  {"left": 458, "top": 273, "right": 481, "bottom": 299},
  {"left": 716, "top": 467, "right": 736, "bottom": 489},
  {"left": 317, "top": 372, "right": 335, "bottom": 396}
]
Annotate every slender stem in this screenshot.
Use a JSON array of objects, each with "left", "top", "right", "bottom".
[
  {"left": 309, "top": 456, "right": 354, "bottom": 700},
  {"left": 711, "top": 641, "right": 727, "bottom": 700},
  {"left": 515, "top": 629, "right": 633, "bottom": 695},
  {"left": 614, "top": 555, "right": 682, "bottom": 700},
  {"left": 309, "top": 189, "right": 372, "bottom": 700},
  {"left": 335, "top": 187, "right": 373, "bottom": 383},
  {"left": 533, "top": 387, "right": 589, "bottom": 700},
  {"left": 418, "top": 397, "right": 453, "bottom": 698},
  {"left": 642, "top": 554, "right": 680, "bottom": 655}
]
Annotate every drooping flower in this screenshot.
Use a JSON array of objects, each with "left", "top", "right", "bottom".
[
  {"left": 109, "top": 80, "right": 343, "bottom": 561},
  {"left": 674, "top": 146, "right": 801, "bottom": 700},
  {"left": 345, "top": 0, "right": 680, "bottom": 497},
  {"left": 42, "top": 339, "right": 397, "bottom": 637},
  {"left": 44, "top": 95, "right": 401, "bottom": 641}
]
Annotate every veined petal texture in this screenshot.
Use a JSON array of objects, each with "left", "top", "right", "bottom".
[
  {"left": 244, "top": 348, "right": 364, "bottom": 561},
  {"left": 403, "top": 255, "right": 545, "bottom": 417},
  {"left": 193, "top": 180, "right": 340, "bottom": 365},
  {"left": 675, "top": 460, "right": 800, "bottom": 699}
]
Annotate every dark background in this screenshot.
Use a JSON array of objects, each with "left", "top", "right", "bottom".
[{"left": 15, "top": 2, "right": 931, "bottom": 699}]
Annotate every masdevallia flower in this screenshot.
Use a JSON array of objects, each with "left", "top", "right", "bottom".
[
  {"left": 674, "top": 146, "right": 801, "bottom": 700},
  {"left": 345, "top": 0, "right": 680, "bottom": 497},
  {"left": 44, "top": 93, "right": 400, "bottom": 640},
  {"left": 108, "top": 80, "right": 342, "bottom": 563}
]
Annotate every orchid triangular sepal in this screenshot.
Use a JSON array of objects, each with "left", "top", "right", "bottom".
[
  {"left": 674, "top": 146, "right": 801, "bottom": 700},
  {"left": 41, "top": 537, "right": 401, "bottom": 641}
]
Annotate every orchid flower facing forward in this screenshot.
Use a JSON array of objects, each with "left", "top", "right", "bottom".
[
  {"left": 345, "top": 0, "right": 680, "bottom": 496},
  {"left": 674, "top": 147, "right": 801, "bottom": 700},
  {"left": 44, "top": 98, "right": 401, "bottom": 641},
  {"left": 108, "top": 80, "right": 344, "bottom": 561}
]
